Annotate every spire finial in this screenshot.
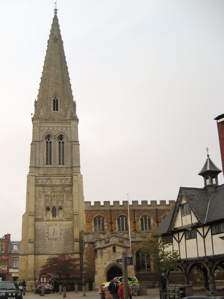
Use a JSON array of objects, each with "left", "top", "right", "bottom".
[
  {"left": 54, "top": 1, "right": 58, "bottom": 15},
  {"left": 206, "top": 147, "right": 209, "bottom": 157}
]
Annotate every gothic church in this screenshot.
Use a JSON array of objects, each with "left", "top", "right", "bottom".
[{"left": 19, "top": 10, "right": 174, "bottom": 291}]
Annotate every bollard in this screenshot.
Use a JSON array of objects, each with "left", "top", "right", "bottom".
[
  {"left": 59, "top": 285, "right": 62, "bottom": 295},
  {"left": 83, "top": 285, "right": 86, "bottom": 297},
  {"left": 92, "top": 283, "right": 95, "bottom": 291},
  {"left": 40, "top": 285, "right": 44, "bottom": 296},
  {"left": 75, "top": 284, "right": 78, "bottom": 293},
  {"left": 86, "top": 283, "right": 89, "bottom": 292},
  {"left": 63, "top": 286, "right": 66, "bottom": 298}
]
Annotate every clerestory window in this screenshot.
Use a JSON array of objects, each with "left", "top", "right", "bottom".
[
  {"left": 45, "top": 134, "right": 52, "bottom": 165},
  {"left": 58, "top": 134, "right": 65, "bottom": 165}
]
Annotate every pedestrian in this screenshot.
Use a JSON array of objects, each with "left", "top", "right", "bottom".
[
  {"left": 118, "top": 282, "right": 131, "bottom": 299},
  {"left": 108, "top": 277, "right": 119, "bottom": 299}
]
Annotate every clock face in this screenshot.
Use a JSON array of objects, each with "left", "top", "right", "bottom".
[{"left": 46, "top": 225, "right": 63, "bottom": 241}]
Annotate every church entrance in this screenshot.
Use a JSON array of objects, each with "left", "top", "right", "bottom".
[{"left": 107, "top": 266, "right": 122, "bottom": 281}]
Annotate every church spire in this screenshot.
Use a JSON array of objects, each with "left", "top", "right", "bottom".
[{"left": 34, "top": 10, "right": 77, "bottom": 120}]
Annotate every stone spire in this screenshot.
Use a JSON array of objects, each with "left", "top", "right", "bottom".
[{"left": 34, "top": 9, "right": 77, "bottom": 120}]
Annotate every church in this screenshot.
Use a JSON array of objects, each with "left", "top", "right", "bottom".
[{"left": 18, "top": 9, "right": 175, "bottom": 291}]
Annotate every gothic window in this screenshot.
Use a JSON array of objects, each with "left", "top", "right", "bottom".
[
  {"left": 58, "top": 134, "right": 65, "bottom": 165},
  {"left": 94, "top": 215, "right": 105, "bottom": 232},
  {"left": 140, "top": 215, "right": 151, "bottom": 231},
  {"left": 135, "top": 248, "right": 151, "bottom": 272},
  {"left": 117, "top": 215, "right": 128, "bottom": 232},
  {"left": 52, "top": 206, "right": 57, "bottom": 218},
  {"left": 45, "top": 134, "right": 52, "bottom": 165},
  {"left": 53, "top": 96, "right": 59, "bottom": 111}
]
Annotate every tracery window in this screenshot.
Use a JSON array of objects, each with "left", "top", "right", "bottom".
[
  {"left": 53, "top": 96, "right": 59, "bottom": 111},
  {"left": 140, "top": 215, "right": 151, "bottom": 231},
  {"left": 117, "top": 215, "right": 128, "bottom": 232},
  {"left": 93, "top": 215, "right": 105, "bottom": 232},
  {"left": 58, "top": 134, "right": 65, "bottom": 165},
  {"left": 45, "top": 134, "right": 52, "bottom": 165},
  {"left": 52, "top": 206, "right": 57, "bottom": 218},
  {"left": 135, "top": 248, "right": 150, "bottom": 272}
]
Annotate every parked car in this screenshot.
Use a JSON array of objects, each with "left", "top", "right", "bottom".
[{"left": 0, "top": 281, "right": 23, "bottom": 299}]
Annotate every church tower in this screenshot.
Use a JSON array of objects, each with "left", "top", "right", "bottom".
[{"left": 19, "top": 9, "right": 85, "bottom": 290}]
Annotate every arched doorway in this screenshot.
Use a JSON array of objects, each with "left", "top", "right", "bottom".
[{"left": 107, "top": 266, "right": 122, "bottom": 281}]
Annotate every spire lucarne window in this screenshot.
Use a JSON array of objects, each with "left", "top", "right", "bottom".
[
  {"left": 58, "top": 134, "right": 64, "bottom": 165},
  {"left": 53, "top": 96, "right": 59, "bottom": 111},
  {"left": 45, "top": 134, "right": 52, "bottom": 165}
]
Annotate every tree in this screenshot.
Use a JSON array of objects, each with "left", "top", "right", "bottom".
[
  {"left": 141, "top": 231, "right": 179, "bottom": 276},
  {"left": 40, "top": 254, "right": 80, "bottom": 282}
]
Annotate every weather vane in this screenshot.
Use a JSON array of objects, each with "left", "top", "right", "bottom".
[{"left": 206, "top": 147, "right": 209, "bottom": 157}]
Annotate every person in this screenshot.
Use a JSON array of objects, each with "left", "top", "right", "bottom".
[
  {"left": 18, "top": 280, "right": 26, "bottom": 295},
  {"left": 118, "top": 282, "right": 131, "bottom": 299},
  {"left": 160, "top": 273, "right": 167, "bottom": 291},
  {"left": 108, "top": 277, "right": 119, "bottom": 299}
]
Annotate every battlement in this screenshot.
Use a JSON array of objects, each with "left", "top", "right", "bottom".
[{"left": 84, "top": 200, "right": 175, "bottom": 210}]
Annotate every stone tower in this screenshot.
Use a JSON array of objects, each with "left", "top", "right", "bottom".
[{"left": 19, "top": 9, "right": 85, "bottom": 290}]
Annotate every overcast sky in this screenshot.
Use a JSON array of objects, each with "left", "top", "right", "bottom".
[{"left": 0, "top": 0, "right": 224, "bottom": 240}]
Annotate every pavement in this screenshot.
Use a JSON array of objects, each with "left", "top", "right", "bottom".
[{"left": 23, "top": 289, "right": 161, "bottom": 299}]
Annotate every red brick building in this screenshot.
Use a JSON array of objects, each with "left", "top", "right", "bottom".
[{"left": 0, "top": 234, "right": 19, "bottom": 282}]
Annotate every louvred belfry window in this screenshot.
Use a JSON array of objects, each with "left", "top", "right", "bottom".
[
  {"left": 45, "top": 134, "right": 52, "bottom": 165},
  {"left": 58, "top": 134, "right": 64, "bottom": 165}
]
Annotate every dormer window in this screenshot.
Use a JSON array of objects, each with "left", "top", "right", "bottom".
[{"left": 53, "top": 96, "right": 59, "bottom": 111}]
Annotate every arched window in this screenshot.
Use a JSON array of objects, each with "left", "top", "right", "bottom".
[
  {"left": 93, "top": 216, "right": 105, "bottom": 232},
  {"left": 135, "top": 248, "right": 150, "bottom": 272},
  {"left": 140, "top": 215, "right": 151, "bottom": 231},
  {"left": 45, "top": 134, "right": 52, "bottom": 165},
  {"left": 58, "top": 134, "right": 65, "bottom": 165},
  {"left": 52, "top": 206, "right": 57, "bottom": 218},
  {"left": 53, "top": 96, "right": 59, "bottom": 111},
  {"left": 117, "top": 215, "right": 128, "bottom": 232}
]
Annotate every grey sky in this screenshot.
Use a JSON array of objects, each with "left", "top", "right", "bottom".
[{"left": 0, "top": 0, "right": 224, "bottom": 240}]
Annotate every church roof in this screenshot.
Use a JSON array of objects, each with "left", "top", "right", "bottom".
[{"left": 33, "top": 9, "right": 77, "bottom": 120}]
